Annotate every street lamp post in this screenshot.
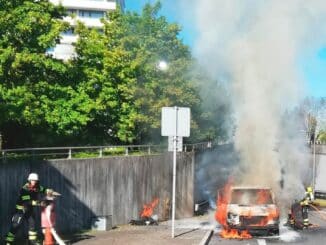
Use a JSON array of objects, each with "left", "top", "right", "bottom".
[{"left": 312, "top": 134, "right": 316, "bottom": 191}]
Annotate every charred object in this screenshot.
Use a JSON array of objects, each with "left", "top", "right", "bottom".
[
  {"left": 216, "top": 184, "right": 280, "bottom": 239},
  {"left": 194, "top": 200, "right": 210, "bottom": 216},
  {"left": 130, "top": 216, "right": 159, "bottom": 226}
]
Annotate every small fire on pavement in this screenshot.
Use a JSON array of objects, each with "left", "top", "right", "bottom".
[{"left": 130, "top": 198, "right": 159, "bottom": 226}]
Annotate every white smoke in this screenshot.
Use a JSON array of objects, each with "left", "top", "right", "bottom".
[
  {"left": 279, "top": 222, "right": 301, "bottom": 242},
  {"left": 179, "top": 0, "right": 326, "bottom": 206}
]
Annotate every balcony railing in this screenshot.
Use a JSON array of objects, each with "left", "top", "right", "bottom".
[{"left": 50, "top": 0, "right": 116, "bottom": 11}]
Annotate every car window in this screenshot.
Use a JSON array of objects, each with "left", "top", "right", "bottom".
[{"left": 230, "top": 189, "right": 273, "bottom": 205}]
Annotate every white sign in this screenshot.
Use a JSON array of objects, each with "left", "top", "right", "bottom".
[
  {"left": 168, "top": 136, "right": 183, "bottom": 152},
  {"left": 161, "top": 107, "right": 190, "bottom": 137},
  {"left": 161, "top": 106, "right": 191, "bottom": 238}
]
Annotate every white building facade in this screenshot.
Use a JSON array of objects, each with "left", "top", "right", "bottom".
[{"left": 49, "top": 0, "right": 125, "bottom": 60}]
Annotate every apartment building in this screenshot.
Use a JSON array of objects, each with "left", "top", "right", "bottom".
[{"left": 49, "top": 0, "right": 125, "bottom": 60}]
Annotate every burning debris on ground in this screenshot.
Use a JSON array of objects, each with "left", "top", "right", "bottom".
[
  {"left": 194, "top": 200, "right": 210, "bottom": 216},
  {"left": 130, "top": 198, "right": 159, "bottom": 226}
]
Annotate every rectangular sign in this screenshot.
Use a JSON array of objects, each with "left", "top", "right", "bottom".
[
  {"left": 161, "top": 107, "right": 190, "bottom": 137},
  {"left": 168, "top": 136, "right": 183, "bottom": 152}
]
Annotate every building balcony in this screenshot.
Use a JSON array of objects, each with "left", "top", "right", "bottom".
[
  {"left": 50, "top": 0, "right": 116, "bottom": 11},
  {"left": 48, "top": 43, "right": 76, "bottom": 61},
  {"left": 60, "top": 34, "right": 78, "bottom": 44},
  {"left": 63, "top": 16, "right": 104, "bottom": 28}
]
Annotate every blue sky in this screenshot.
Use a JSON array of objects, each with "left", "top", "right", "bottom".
[
  {"left": 301, "top": 48, "right": 326, "bottom": 98},
  {"left": 125, "top": 1, "right": 325, "bottom": 98},
  {"left": 124, "top": 0, "right": 195, "bottom": 46}
]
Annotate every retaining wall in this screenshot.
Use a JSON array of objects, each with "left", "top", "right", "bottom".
[{"left": 0, "top": 152, "right": 194, "bottom": 235}]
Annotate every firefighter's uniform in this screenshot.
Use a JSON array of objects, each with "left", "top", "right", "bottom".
[
  {"left": 5, "top": 174, "right": 51, "bottom": 245},
  {"left": 300, "top": 186, "right": 314, "bottom": 228},
  {"left": 287, "top": 186, "right": 314, "bottom": 229}
]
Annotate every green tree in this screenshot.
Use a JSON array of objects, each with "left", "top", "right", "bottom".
[
  {"left": 192, "top": 70, "right": 233, "bottom": 143},
  {"left": 0, "top": 0, "right": 93, "bottom": 147},
  {"left": 318, "top": 131, "right": 326, "bottom": 143},
  {"left": 73, "top": 12, "right": 138, "bottom": 144},
  {"left": 74, "top": 3, "right": 216, "bottom": 144},
  {"left": 0, "top": 0, "right": 232, "bottom": 147},
  {"left": 299, "top": 97, "right": 326, "bottom": 143}
]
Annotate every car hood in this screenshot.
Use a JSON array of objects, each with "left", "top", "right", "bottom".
[{"left": 227, "top": 204, "right": 278, "bottom": 216}]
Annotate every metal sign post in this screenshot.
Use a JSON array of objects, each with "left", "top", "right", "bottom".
[
  {"left": 171, "top": 109, "right": 178, "bottom": 239},
  {"left": 168, "top": 136, "right": 182, "bottom": 152},
  {"left": 312, "top": 135, "right": 316, "bottom": 191},
  {"left": 161, "top": 107, "right": 190, "bottom": 238}
]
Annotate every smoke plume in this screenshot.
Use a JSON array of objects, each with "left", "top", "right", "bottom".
[{"left": 180, "top": 0, "right": 326, "bottom": 205}]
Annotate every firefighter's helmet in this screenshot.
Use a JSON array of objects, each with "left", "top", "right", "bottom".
[
  {"left": 28, "top": 173, "right": 39, "bottom": 181},
  {"left": 306, "top": 186, "right": 313, "bottom": 193}
]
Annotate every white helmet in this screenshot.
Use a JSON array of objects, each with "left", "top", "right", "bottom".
[{"left": 28, "top": 173, "right": 39, "bottom": 181}]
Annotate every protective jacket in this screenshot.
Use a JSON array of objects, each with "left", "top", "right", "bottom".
[
  {"left": 300, "top": 188, "right": 314, "bottom": 228},
  {"left": 300, "top": 190, "right": 314, "bottom": 206},
  {"left": 5, "top": 182, "right": 50, "bottom": 245},
  {"left": 15, "top": 182, "right": 48, "bottom": 212}
]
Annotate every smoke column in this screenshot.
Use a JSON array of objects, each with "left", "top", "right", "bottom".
[{"left": 178, "top": 0, "right": 326, "bottom": 204}]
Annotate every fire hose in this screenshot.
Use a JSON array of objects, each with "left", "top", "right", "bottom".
[{"left": 309, "top": 204, "right": 326, "bottom": 222}]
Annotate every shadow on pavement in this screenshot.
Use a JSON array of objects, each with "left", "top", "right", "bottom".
[
  {"left": 175, "top": 228, "right": 199, "bottom": 238},
  {"left": 62, "top": 233, "right": 95, "bottom": 244}
]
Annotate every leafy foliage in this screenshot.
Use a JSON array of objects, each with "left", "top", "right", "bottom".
[
  {"left": 0, "top": 0, "right": 93, "bottom": 147},
  {"left": 73, "top": 3, "right": 227, "bottom": 144},
  {"left": 318, "top": 130, "right": 326, "bottom": 143},
  {"left": 0, "top": 1, "right": 231, "bottom": 147},
  {"left": 298, "top": 97, "right": 326, "bottom": 142}
]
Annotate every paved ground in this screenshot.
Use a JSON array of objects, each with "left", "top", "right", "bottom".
[
  {"left": 70, "top": 215, "right": 214, "bottom": 245},
  {"left": 209, "top": 211, "right": 326, "bottom": 245},
  {"left": 66, "top": 210, "right": 326, "bottom": 244}
]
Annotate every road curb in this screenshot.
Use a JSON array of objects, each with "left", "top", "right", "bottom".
[{"left": 198, "top": 229, "right": 213, "bottom": 245}]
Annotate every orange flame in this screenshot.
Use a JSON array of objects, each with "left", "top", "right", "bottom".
[
  {"left": 215, "top": 182, "right": 279, "bottom": 239},
  {"left": 215, "top": 180, "right": 253, "bottom": 239},
  {"left": 220, "top": 229, "right": 252, "bottom": 239},
  {"left": 140, "top": 198, "right": 159, "bottom": 218},
  {"left": 255, "top": 207, "right": 279, "bottom": 226},
  {"left": 215, "top": 180, "right": 233, "bottom": 227},
  {"left": 257, "top": 189, "right": 271, "bottom": 204}
]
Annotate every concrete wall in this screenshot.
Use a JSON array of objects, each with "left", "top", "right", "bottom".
[
  {"left": 314, "top": 144, "right": 326, "bottom": 191},
  {"left": 0, "top": 152, "right": 194, "bottom": 235}
]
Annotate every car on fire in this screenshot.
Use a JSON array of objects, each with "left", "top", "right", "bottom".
[{"left": 224, "top": 187, "right": 280, "bottom": 236}]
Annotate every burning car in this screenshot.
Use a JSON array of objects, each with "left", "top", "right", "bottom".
[{"left": 224, "top": 187, "right": 279, "bottom": 236}]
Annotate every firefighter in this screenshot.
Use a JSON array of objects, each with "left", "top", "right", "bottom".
[
  {"left": 300, "top": 186, "right": 314, "bottom": 228},
  {"left": 287, "top": 186, "right": 314, "bottom": 229},
  {"left": 4, "top": 173, "right": 53, "bottom": 245}
]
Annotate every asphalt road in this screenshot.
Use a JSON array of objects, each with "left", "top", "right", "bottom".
[{"left": 209, "top": 211, "right": 326, "bottom": 245}]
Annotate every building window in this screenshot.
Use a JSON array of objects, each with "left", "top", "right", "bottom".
[
  {"left": 47, "top": 47, "right": 55, "bottom": 52},
  {"left": 79, "top": 10, "right": 105, "bottom": 19},
  {"left": 66, "top": 9, "right": 77, "bottom": 16},
  {"left": 63, "top": 28, "right": 74, "bottom": 36}
]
